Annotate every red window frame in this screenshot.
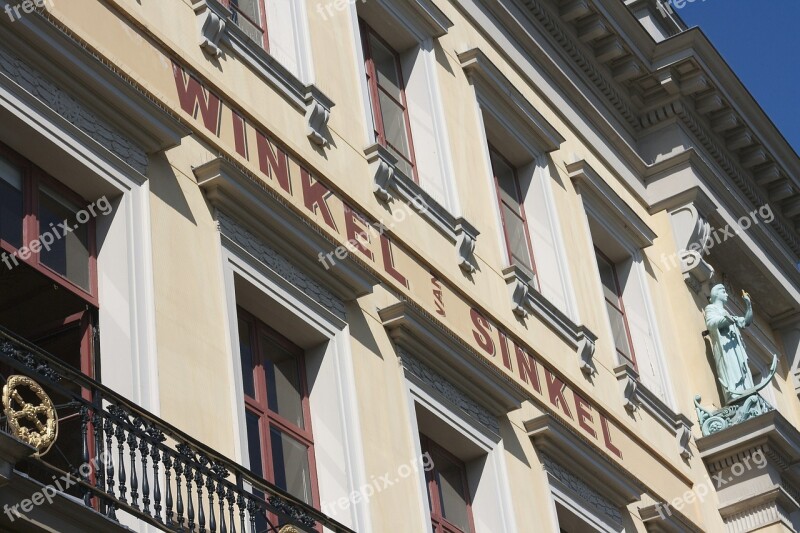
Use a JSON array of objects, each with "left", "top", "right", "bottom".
[
  {"left": 359, "top": 19, "right": 420, "bottom": 183},
  {"left": 0, "top": 142, "right": 99, "bottom": 307},
  {"left": 489, "top": 146, "right": 538, "bottom": 280},
  {"left": 421, "top": 435, "right": 476, "bottom": 533},
  {"left": 222, "top": 0, "right": 270, "bottom": 50},
  {"left": 595, "top": 248, "right": 637, "bottom": 369},
  {"left": 238, "top": 308, "right": 320, "bottom": 513}
]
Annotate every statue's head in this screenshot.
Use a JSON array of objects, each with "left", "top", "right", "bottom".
[{"left": 709, "top": 284, "right": 729, "bottom": 304}]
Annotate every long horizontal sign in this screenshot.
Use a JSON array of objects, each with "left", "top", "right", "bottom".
[
  {"left": 173, "top": 63, "right": 630, "bottom": 449},
  {"left": 170, "top": 63, "right": 631, "bottom": 461}
]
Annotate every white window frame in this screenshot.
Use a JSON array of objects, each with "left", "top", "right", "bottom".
[
  {"left": 219, "top": 243, "right": 371, "bottom": 532},
  {"left": 571, "top": 161, "right": 674, "bottom": 408},
  {"left": 461, "top": 48, "right": 576, "bottom": 320},
  {"left": 548, "top": 480, "right": 624, "bottom": 533},
  {"left": 349, "top": 0, "right": 460, "bottom": 214},
  {"left": 403, "top": 371, "right": 518, "bottom": 533}
]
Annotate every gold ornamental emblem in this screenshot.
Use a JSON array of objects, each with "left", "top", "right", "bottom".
[
  {"left": 279, "top": 527, "right": 301, "bottom": 533},
  {"left": 3, "top": 375, "right": 58, "bottom": 456}
]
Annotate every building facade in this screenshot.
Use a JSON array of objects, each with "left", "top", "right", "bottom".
[{"left": 0, "top": 0, "right": 799, "bottom": 532}]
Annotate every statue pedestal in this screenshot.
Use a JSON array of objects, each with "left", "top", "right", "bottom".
[
  {"left": 695, "top": 393, "right": 773, "bottom": 436},
  {"left": 696, "top": 411, "right": 800, "bottom": 532}
]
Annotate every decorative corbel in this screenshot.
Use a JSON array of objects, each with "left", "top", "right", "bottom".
[
  {"left": 676, "top": 420, "right": 693, "bottom": 460},
  {"left": 576, "top": 330, "right": 597, "bottom": 376},
  {"left": 454, "top": 219, "right": 479, "bottom": 274},
  {"left": 366, "top": 144, "right": 397, "bottom": 202},
  {"left": 304, "top": 89, "right": 334, "bottom": 147},
  {"left": 668, "top": 202, "right": 715, "bottom": 294},
  {"left": 194, "top": 1, "right": 229, "bottom": 59},
  {"left": 502, "top": 265, "right": 534, "bottom": 318},
  {"left": 615, "top": 364, "right": 641, "bottom": 412}
]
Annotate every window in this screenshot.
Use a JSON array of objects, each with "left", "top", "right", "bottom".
[
  {"left": 421, "top": 434, "right": 475, "bottom": 533},
  {"left": 490, "top": 147, "right": 537, "bottom": 277},
  {"left": 360, "top": 20, "right": 418, "bottom": 182},
  {"left": 0, "top": 146, "right": 97, "bottom": 299},
  {"left": 226, "top": 0, "right": 269, "bottom": 49},
  {"left": 594, "top": 248, "right": 636, "bottom": 369},
  {"left": 238, "top": 309, "right": 318, "bottom": 510}
]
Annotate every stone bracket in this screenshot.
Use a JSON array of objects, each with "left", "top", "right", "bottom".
[
  {"left": 366, "top": 143, "right": 480, "bottom": 273},
  {"left": 194, "top": 1, "right": 229, "bottom": 58}
]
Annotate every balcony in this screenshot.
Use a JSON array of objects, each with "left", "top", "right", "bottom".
[{"left": 0, "top": 326, "right": 354, "bottom": 533}]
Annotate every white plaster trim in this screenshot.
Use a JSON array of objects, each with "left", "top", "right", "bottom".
[
  {"left": 403, "top": 378, "right": 518, "bottom": 533},
  {"left": 420, "top": 41, "right": 460, "bottom": 215},
  {"left": 219, "top": 245, "right": 371, "bottom": 532},
  {"left": 579, "top": 187, "right": 676, "bottom": 410},
  {"left": 550, "top": 477, "right": 624, "bottom": 533},
  {"left": 0, "top": 63, "right": 160, "bottom": 415}
]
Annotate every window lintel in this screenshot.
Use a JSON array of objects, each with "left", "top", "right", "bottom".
[
  {"left": 460, "top": 48, "right": 564, "bottom": 155},
  {"left": 569, "top": 159, "right": 656, "bottom": 249}
]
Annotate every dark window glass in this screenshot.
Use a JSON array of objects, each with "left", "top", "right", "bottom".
[
  {"left": 423, "top": 435, "right": 474, "bottom": 533},
  {"left": 39, "top": 185, "right": 90, "bottom": 290},
  {"left": 230, "top": 0, "right": 266, "bottom": 46},
  {"left": 362, "top": 22, "right": 417, "bottom": 181},
  {"left": 595, "top": 250, "right": 635, "bottom": 366},
  {"left": 0, "top": 156, "right": 22, "bottom": 248},
  {"left": 270, "top": 427, "right": 312, "bottom": 504},
  {"left": 261, "top": 334, "right": 304, "bottom": 428},
  {"left": 246, "top": 411, "right": 264, "bottom": 477},
  {"left": 490, "top": 149, "right": 535, "bottom": 275},
  {"left": 239, "top": 319, "right": 256, "bottom": 398},
  {"left": 237, "top": 310, "right": 317, "bottom": 512}
]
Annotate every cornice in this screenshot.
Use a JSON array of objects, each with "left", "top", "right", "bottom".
[
  {"left": 481, "top": 0, "right": 800, "bottom": 271},
  {"left": 378, "top": 301, "right": 527, "bottom": 415}
]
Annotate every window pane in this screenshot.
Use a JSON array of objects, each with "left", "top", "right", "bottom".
[
  {"left": 238, "top": 318, "right": 256, "bottom": 398},
  {"left": 387, "top": 145, "right": 414, "bottom": 180},
  {"left": 595, "top": 252, "right": 620, "bottom": 303},
  {"left": 502, "top": 205, "right": 533, "bottom": 272},
  {"left": 435, "top": 453, "right": 471, "bottom": 533},
  {"left": 378, "top": 91, "right": 412, "bottom": 164},
  {"left": 246, "top": 411, "right": 264, "bottom": 477},
  {"left": 260, "top": 334, "right": 305, "bottom": 429},
  {"left": 491, "top": 152, "right": 521, "bottom": 212},
  {"left": 606, "top": 302, "right": 633, "bottom": 361},
  {"left": 39, "top": 186, "right": 90, "bottom": 290},
  {"left": 368, "top": 35, "right": 402, "bottom": 100},
  {"left": 0, "top": 156, "right": 22, "bottom": 248},
  {"left": 230, "top": 0, "right": 263, "bottom": 43},
  {"left": 270, "top": 427, "right": 312, "bottom": 504}
]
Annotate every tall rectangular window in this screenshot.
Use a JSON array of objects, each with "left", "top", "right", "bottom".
[
  {"left": 360, "top": 20, "right": 418, "bottom": 182},
  {"left": 595, "top": 248, "right": 636, "bottom": 369},
  {"left": 0, "top": 146, "right": 97, "bottom": 300},
  {"left": 0, "top": 155, "right": 23, "bottom": 249},
  {"left": 490, "top": 147, "right": 536, "bottom": 276},
  {"left": 421, "top": 435, "right": 475, "bottom": 533},
  {"left": 238, "top": 310, "right": 317, "bottom": 511},
  {"left": 227, "top": 0, "right": 269, "bottom": 49}
]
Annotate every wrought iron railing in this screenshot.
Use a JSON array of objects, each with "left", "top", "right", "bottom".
[{"left": 0, "top": 325, "right": 355, "bottom": 533}]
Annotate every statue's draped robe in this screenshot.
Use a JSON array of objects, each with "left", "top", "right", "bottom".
[{"left": 704, "top": 304, "right": 753, "bottom": 403}]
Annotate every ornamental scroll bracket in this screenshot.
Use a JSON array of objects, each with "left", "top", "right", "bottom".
[
  {"left": 194, "top": 1, "right": 229, "bottom": 59},
  {"left": 502, "top": 265, "right": 535, "bottom": 319},
  {"left": 668, "top": 202, "right": 715, "bottom": 295}
]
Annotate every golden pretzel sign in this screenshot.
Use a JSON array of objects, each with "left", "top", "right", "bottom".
[{"left": 2, "top": 375, "right": 58, "bottom": 456}]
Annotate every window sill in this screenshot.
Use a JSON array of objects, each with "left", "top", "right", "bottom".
[
  {"left": 193, "top": 0, "right": 334, "bottom": 147},
  {"left": 501, "top": 265, "right": 598, "bottom": 376},
  {"left": 614, "top": 363, "right": 694, "bottom": 460},
  {"left": 366, "top": 143, "right": 480, "bottom": 274}
]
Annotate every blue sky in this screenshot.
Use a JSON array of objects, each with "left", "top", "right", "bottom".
[{"left": 674, "top": 0, "right": 800, "bottom": 155}]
